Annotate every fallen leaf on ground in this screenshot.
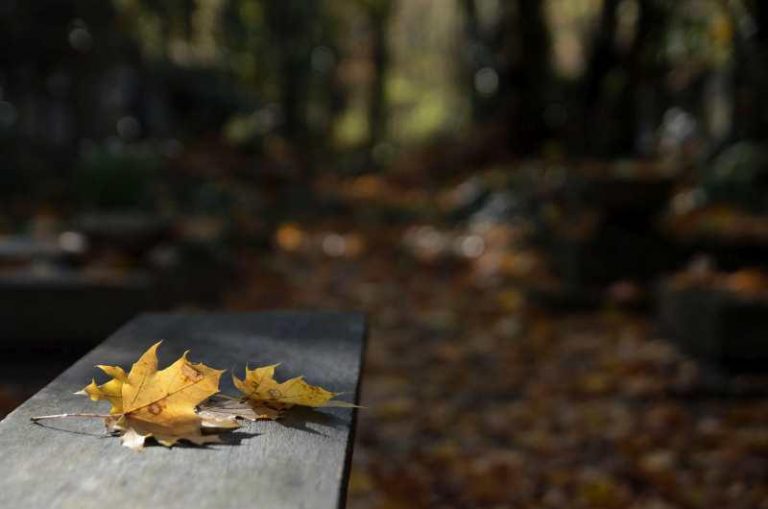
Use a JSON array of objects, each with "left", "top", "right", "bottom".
[{"left": 80, "top": 342, "right": 238, "bottom": 450}]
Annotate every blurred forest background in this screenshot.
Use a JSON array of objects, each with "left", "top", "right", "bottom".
[{"left": 1, "top": 1, "right": 767, "bottom": 508}]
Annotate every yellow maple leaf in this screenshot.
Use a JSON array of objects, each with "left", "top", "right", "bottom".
[
  {"left": 79, "top": 342, "right": 237, "bottom": 450},
  {"left": 232, "top": 364, "right": 356, "bottom": 419}
]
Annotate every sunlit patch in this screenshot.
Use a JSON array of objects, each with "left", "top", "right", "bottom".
[{"left": 276, "top": 223, "right": 304, "bottom": 252}]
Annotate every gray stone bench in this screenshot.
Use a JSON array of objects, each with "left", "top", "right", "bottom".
[{"left": 0, "top": 311, "right": 367, "bottom": 509}]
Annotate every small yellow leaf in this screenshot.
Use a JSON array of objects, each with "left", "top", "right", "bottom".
[{"left": 233, "top": 365, "right": 357, "bottom": 415}]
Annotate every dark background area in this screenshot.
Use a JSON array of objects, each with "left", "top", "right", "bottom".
[{"left": 0, "top": 1, "right": 766, "bottom": 507}]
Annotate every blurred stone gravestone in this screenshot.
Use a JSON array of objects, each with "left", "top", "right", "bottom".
[
  {"left": 658, "top": 281, "right": 768, "bottom": 373},
  {"left": 0, "top": 268, "right": 155, "bottom": 345},
  {"left": 76, "top": 212, "right": 171, "bottom": 256},
  {"left": 537, "top": 162, "right": 678, "bottom": 303},
  {"left": 0, "top": 236, "right": 67, "bottom": 263}
]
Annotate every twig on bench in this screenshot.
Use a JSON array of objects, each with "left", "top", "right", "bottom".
[{"left": 30, "top": 413, "right": 112, "bottom": 422}]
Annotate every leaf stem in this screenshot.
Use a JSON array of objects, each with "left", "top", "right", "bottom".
[{"left": 30, "top": 413, "right": 112, "bottom": 422}]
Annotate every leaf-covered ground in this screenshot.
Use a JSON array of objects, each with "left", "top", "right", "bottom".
[
  {"left": 224, "top": 200, "right": 767, "bottom": 508},
  {"left": 0, "top": 166, "right": 764, "bottom": 507}
]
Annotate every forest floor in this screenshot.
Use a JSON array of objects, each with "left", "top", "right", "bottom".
[{"left": 223, "top": 175, "right": 767, "bottom": 509}]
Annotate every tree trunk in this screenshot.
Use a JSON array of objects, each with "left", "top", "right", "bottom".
[
  {"left": 584, "top": 0, "right": 620, "bottom": 107},
  {"left": 367, "top": 1, "right": 392, "bottom": 158},
  {"left": 460, "top": 0, "right": 484, "bottom": 120},
  {"left": 512, "top": 0, "right": 552, "bottom": 155},
  {"left": 263, "top": 1, "right": 316, "bottom": 146},
  {"left": 625, "top": 0, "right": 667, "bottom": 155},
  {"left": 749, "top": 0, "right": 768, "bottom": 138},
  {"left": 581, "top": 0, "right": 621, "bottom": 155}
]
